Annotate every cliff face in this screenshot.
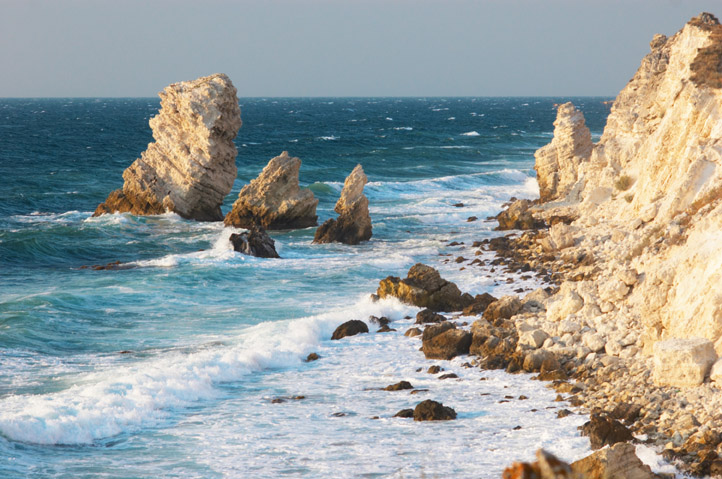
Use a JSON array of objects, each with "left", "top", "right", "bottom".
[
  {"left": 94, "top": 73, "right": 241, "bottom": 221},
  {"left": 534, "top": 13, "right": 722, "bottom": 353}
]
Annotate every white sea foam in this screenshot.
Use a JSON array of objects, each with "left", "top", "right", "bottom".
[
  {"left": 317, "top": 136, "right": 339, "bottom": 141},
  {"left": 461, "top": 131, "right": 480, "bottom": 136}
]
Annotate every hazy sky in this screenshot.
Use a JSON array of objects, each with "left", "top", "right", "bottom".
[{"left": 2, "top": 0, "right": 721, "bottom": 97}]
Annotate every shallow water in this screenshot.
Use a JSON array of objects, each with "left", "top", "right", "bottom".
[{"left": 0, "top": 97, "right": 620, "bottom": 477}]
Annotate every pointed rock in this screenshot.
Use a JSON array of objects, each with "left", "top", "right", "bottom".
[
  {"left": 229, "top": 223, "right": 280, "bottom": 258},
  {"left": 224, "top": 151, "right": 318, "bottom": 230},
  {"left": 313, "top": 164, "right": 372, "bottom": 245},
  {"left": 534, "top": 102, "right": 592, "bottom": 202},
  {"left": 94, "top": 73, "right": 241, "bottom": 221}
]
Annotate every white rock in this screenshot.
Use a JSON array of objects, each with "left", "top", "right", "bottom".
[
  {"left": 558, "top": 320, "right": 582, "bottom": 335},
  {"left": 709, "top": 358, "right": 722, "bottom": 384},
  {"left": 519, "top": 329, "right": 549, "bottom": 349},
  {"left": 640, "top": 203, "right": 658, "bottom": 223},
  {"left": 549, "top": 223, "right": 575, "bottom": 250},
  {"left": 583, "top": 333, "right": 607, "bottom": 353},
  {"left": 653, "top": 338, "right": 716, "bottom": 387},
  {"left": 547, "top": 291, "right": 584, "bottom": 322},
  {"left": 605, "top": 340, "right": 623, "bottom": 356}
]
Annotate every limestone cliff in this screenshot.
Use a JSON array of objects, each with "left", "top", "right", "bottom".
[
  {"left": 313, "top": 164, "right": 372, "bottom": 244},
  {"left": 94, "top": 73, "right": 241, "bottom": 221},
  {"left": 530, "top": 13, "right": 722, "bottom": 364},
  {"left": 223, "top": 151, "right": 318, "bottom": 230}
]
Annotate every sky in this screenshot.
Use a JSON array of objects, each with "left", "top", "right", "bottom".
[{"left": 1, "top": 0, "right": 721, "bottom": 97}]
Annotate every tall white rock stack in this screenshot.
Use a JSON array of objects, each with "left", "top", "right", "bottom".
[{"left": 94, "top": 73, "right": 242, "bottom": 221}]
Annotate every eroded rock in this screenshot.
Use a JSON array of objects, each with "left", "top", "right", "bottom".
[
  {"left": 377, "top": 263, "right": 473, "bottom": 312},
  {"left": 331, "top": 320, "right": 369, "bottom": 340},
  {"left": 653, "top": 338, "right": 716, "bottom": 387},
  {"left": 224, "top": 151, "right": 318, "bottom": 230},
  {"left": 229, "top": 223, "right": 279, "bottom": 258},
  {"left": 95, "top": 73, "right": 241, "bottom": 221},
  {"left": 313, "top": 164, "right": 372, "bottom": 244},
  {"left": 413, "top": 399, "right": 456, "bottom": 421}
]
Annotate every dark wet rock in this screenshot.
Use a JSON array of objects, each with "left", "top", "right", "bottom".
[
  {"left": 376, "top": 325, "right": 396, "bottom": 333},
  {"left": 331, "top": 412, "right": 347, "bottom": 417},
  {"left": 369, "top": 316, "right": 390, "bottom": 327},
  {"left": 404, "top": 327, "right": 422, "bottom": 337},
  {"left": 229, "top": 223, "right": 280, "bottom": 258},
  {"left": 557, "top": 409, "right": 573, "bottom": 418},
  {"left": 421, "top": 322, "right": 471, "bottom": 360},
  {"left": 609, "top": 402, "right": 643, "bottom": 424},
  {"left": 394, "top": 408, "right": 415, "bottom": 418},
  {"left": 413, "top": 400, "right": 457, "bottom": 421},
  {"left": 580, "top": 413, "right": 634, "bottom": 450},
  {"left": 377, "top": 263, "right": 473, "bottom": 312},
  {"left": 467, "top": 216, "right": 478, "bottom": 222},
  {"left": 384, "top": 381, "right": 413, "bottom": 391},
  {"left": 452, "top": 203, "right": 464, "bottom": 207},
  {"left": 410, "top": 389, "right": 429, "bottom": 395},
  {"left": 427, "top": 365, "right": 443, "bottom": 374},
  {"left": 305, "top": 352, "right": 320, "bottom": 362},
  {"left": 438, "top": 373, "right": 458, "bottom": 380},
  {"left": 462, "top": 292, "right": 498, "bottom": 316},
  {"left": 83, "top": 260, "right": 135, "bottom": 271},
  {"left": 415, "top": 309, "right": 446, "bottom": 324},
  {"left": 331, "top": 320, "right": 369, "bottom": 340}
]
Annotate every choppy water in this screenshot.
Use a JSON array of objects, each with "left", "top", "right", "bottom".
[{"left": 0, "top": 97, "right": 620, "bottom": 478}]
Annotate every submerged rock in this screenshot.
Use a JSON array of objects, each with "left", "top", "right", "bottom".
[
  {"left": 95, "top": 73, "right": 241, "bottom": 221},
  {"left": 229, "top": 223, "right": 280, "bottom": 258},
  {"left": 313, "top": 164, "right": 372, "bottom": 245},
  {"left": 377, "top": 263, "right": 473, "bottom": 312},
  {"left": 413, "top": 399, "right": 456, "bottom": 421},
  {"left": 331, "top": 320, "right": 369, "bottom": 340},
  {"left": 224, "top": 151, "right": 318, "bottom": 230}
]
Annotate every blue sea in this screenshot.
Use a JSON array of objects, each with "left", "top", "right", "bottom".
[{"left": 0, "top": 97, "right": 614, "bottom": 478}]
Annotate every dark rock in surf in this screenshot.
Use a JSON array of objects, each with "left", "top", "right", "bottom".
[
  {"left": 331, "top": 320, "right": 369, "bottom": 340},
  {"left": 229, "top": 223, "right": 280, "bottom": 258}
]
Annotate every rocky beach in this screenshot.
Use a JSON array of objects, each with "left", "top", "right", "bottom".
[{"left": 2, "top": 11, "right": 722, "bottom": 479}]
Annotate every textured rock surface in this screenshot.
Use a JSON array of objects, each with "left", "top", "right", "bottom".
[
  {"left": 229, "top": 224, "right": 279, "bottom": 258},
  {"left": 377, "top": 263, "right": 472, "bottom": 312},
  {"left": 421, "top": 326, "right": 472, "bottom": 360},
  {"left": 496, "top": 199, "right": 545, "bottom": 230},
  {"left": 534, "top": 102, "right": 593, "bottom": 202},
  {"left": 412, "top": 400, "right": 456, "bottom": 421},
  {"left": 95, "top": 73, "right": 241, "bottom": 221},
  {"left": 224, "top": 151, "right": 318, "bottom": 230},
  {"left": 331, "top": 320, "right": 369, "bottom": 340},
  {"left": 313, "top": 164, "right": 372, "bottom": 244},
  {"left": 653, "top": 338, "right": 716, "bottom": 387}
]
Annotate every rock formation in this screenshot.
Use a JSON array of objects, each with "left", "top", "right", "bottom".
[
  {"left": 229, "top": 223, "right": 279, "bottom": 259},
  {"left": 94, "top": 73, "right": 241, "bottom": 221},
  {"left": 534, "top": 102, "right": 593, "bottom": 203},
  {"left": 377, "top": 263, "right": 473, "bottom": 312},
  {"left": 313, "top": 164, "right": 372, "bottom": 245},
  {"left": 223, "top": 151, "right": 318, "bottom": 230}
]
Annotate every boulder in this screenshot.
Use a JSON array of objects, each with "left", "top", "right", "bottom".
[
  {"left": 224, "top": 151, "right": 318, "bottom": 230},
  {"left": 534, "top": 102, "right": 593, "bottom": 202},
  {"left": 580, "top": 413, "right": 634, "bottom": 450},
  {"left": 94, "top": 73, "right": 241, "bottom": 221},
  {"left": 483, "top": 296, "right": 523, "bottom": 322},
  {"left": 331, "top": 320, "right": 369, "bottom": 340},
  {"left": 462, "top": 292, "right": 498, "bottom": 316},
  {"left": 496, "top": 199, "right": 545, "bottom": 230},
  {"left": 518, "top": 329, "right": 549, "bottom": 349},
  {"left": 571, "top": 442, "right": 656, "bottom": 479},
  {"left": 384, "top": 381, "right": 413, "bottom": 391},
  {"left": 415, "top": 309, "right": 446, "bottom": 324},
  {"left": 394, "top": 409, "right": 414, "bottom": 418},
  {"left": 404, "top": 327, "right": 422, "bottom": 337},
  {"left": 422, "top": 328, "right": 472, "bottom": 360},
  {"left": 229, "top": 223, "right": 279, "bottom": 258},
  {"left": 653, "top": 338, "right": 716, "bottom": 387},
  {"left": 377, "top": 263, "right": 473, "bottom": 312},
  {"left": 313, "top": 164, "right": 372, "bottom": 244},
  {"left": 502, "top": 449, "right": 574, "bottom": 479},
  {"left": 413, "top": 399, "right": 456, "bottom": 421}
]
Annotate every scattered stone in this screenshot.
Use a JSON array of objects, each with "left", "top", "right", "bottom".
[
  {"left": 229, "top": 223, "right": 280, "bottom": 258},
  {"left": 462, "top": 292, "right": 497, "bottom": 316},
  {"left": 571, "top": 442, "right": 656, "bottom": 479},
  {"left": 224, "top": 151, "right": 318, "bottom": 230},
  {"left": 495, "top": 199, "right": 545, "bottom": 230},
  {"left": 427, "top": 365, "right": 443, "bottom": 374},
  {"left": 94, "top": 74, "right": 242, "bottom": 221},
  {"left": 609, "top": 403, "right": 642, "bottom": 424},
  {"left": 413, "top": 400, "right": 456, "bottom": 421},
  {"left": 376, "top": 325, "right": 396, "bottom": 333},
  {"left": 557, "top": 409, "right": 572, "bottom": 418},
  {"left": 313, "top": 164, "right": 372, "bottom": 244},
  {"left": 305, "top": 353, "right": 320, "bottom": 362},
  {"left": 384, "top": 381, "right": 413, "bottom": 391},
  {"left": 438, "top": 373, "right": 458, "bottom": 380},
  {"left": 421, "top": 322, "right": 472, "bottom": 360},
  {"left": 483, "top": 295, "right": 522, "bottom": 321},
  {"left": 580, "top": 413, "right": 634, "bottom": 450},
  {"left": 404, "top": 327, "right": 422, "bottom": 337},
  {"left": 394, "top": 409, "right": 414, "bottom": 418},
  {"left": 331, "top": 320, "right": 369, "bottom": 340},
  {"left": 415, "top": 309, "right": 446, "bottom": 324}
]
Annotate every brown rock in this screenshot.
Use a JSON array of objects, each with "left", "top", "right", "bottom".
[
  {"left": 571, "top": 442, "right": 656, "bottom": 479},
  {"left": 384, "top": 381, "right": 413, "bottom": 391},
  {"left": 305, "top": 352, "right": 320, "bottom": 362},
  {"left": 95, "top": 74, "right": 241, "bottom": 221},
  {"left": 580, "top": 413, "right": 635, "bottom": 450},
  {"left": 483, "top": 296, "right": 523, "bottom": 321},
  {"left": 331, "top": 320, "right": 369, "bottom": 340},
  {"left": 394, "top": 408, "right": 414, "bottom": 418},
  {"left": 413, "top": 399, "right": 456, "bottom": 421},
  {"left": 496, "top": 199, "right": 545, "bottom": 230},
  {"left": 422, "top": 328, "right": 472, "bottom": 360},
  {"left": 313, "top": 164, "right": 372, "bottom": 245},
  {"left": 416, "top": 308, "right": 447, "bottom": 324},
  {"left": 377, "top": 263, "right": 473, "bottom": 312},
  {"left": 224, "top": 151, "right": 318, "bottom": 230},
  {"left": 462, "top": 292, "right": 498, "bottom": 316},
  {"left": 404, "top": 327, "right": 422, "bottom": 337}
]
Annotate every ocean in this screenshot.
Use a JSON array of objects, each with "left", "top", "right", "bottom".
[{"left": 0, "top": 97, "right": 613, "bottom": 478}]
